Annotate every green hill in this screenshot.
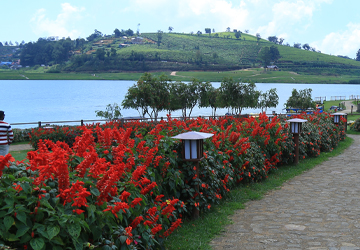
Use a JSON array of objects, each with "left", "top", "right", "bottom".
[
  {"left": 2, "top": 31, "right": 360, "bottom": 83},
  {"left": 63, "top": 31, "right": 360, "bottom": 75}
]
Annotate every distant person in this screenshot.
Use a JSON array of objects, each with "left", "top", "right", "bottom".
[{"left": 0, "top": 111, "right": 13, "bottom": 156}]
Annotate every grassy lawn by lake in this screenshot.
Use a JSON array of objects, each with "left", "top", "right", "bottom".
[{"left": 1, "top": 69, "right": 360, "bottom": 83}]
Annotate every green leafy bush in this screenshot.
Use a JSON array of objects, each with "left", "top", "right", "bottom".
[{"left": 12, "top": 129, "right": 32, "bottom": 143}]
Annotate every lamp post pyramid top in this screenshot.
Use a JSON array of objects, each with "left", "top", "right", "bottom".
[
  {"left": 171, "top": 131, "right": 214, "bottom": 140},
  {"left": 287, "top": 118, "right": 307, "bottom": 123}
]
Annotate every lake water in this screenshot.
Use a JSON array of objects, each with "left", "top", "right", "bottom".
[{"left": 1, "top": 80, "right": 359, "bottom": 128}]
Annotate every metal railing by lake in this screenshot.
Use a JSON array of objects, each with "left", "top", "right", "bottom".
[
  {"left": 331, "top": 96, "right": 346, "bottom": 101},
  {"left": 14, "top": 111, "right": 356, "bottom": 129},
  {"left": 11, "top": 114, "right": 285, "bottom": 129}
]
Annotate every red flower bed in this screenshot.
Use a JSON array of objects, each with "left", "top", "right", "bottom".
[{"left": 0, "top": 112, "right": 344, "bottom": 249}]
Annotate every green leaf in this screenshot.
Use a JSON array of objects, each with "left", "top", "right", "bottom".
[
  {"left": 0, "top": 211, "right": 7, "bottom": 218},
  {"left": 40, "top": 199, "right": 54, "bottom": 210},
  {"left": 20, "top": 233, "right": 32, "bottom": 244},
  {"left": 30, "top": 237, "right": 45, "bottom": 250},
  {"left": 86, "top": 205, "right": 96, "bottom": 219},
  {"left": 16, "top": 211, "right": 27, "bottom": 225},
  {"left": 4, "top": 197, "right": 14, "bottom": 206},
  {"left": 120, "top": 235, "right": 127, "bottom": 244},
  {"left": 4, "top": 216, "right": 14, "bottom": 231},
  {"left": 20, "top": 182, "right": 31, "bottom": 193},
  {"left": 52, "top": 246, "right": 63, "bottom": 250},
  {"left": 102, "top": 246, "right": 112, "bottom": 250},
  {"left": 7, "top": 233, "right": 19, "bottom": 241},
  {"left": 72, "top": 237, "right": 84, "bottom": 250},
  {"left": 90, "top": 186, "right": 100, "bottom": 196},
  {"left": 36, "top": 225, "right": 48, "bottom": 239},
  {"left": 67, "top": 223, "right": 81, "bottom": 239},
  {"left": 51, "top": 236, "right": 65, "bottom": 246},
  {"left": 47, "top": 225, "right": 60, "bottom": 240},
  {"left": 15, "top": 224, "right": 30, "bottom": 238},
  {"left": 120, "top": 245, "right": 128, "bottom": 250},
  {"left": 90, "top": 225, "right": 101, "bottom": 241},
  {"left": 79, "top": 220, "right": 90, "bottom": 231}
]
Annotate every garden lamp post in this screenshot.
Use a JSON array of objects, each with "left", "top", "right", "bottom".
[
  {"left": 172, "top": 131, "right": 214, "bottom": 219},
  {"left": 268, "top": 114, "right": 275, "bottom": 122},
  {"left": 333, "top": 112, "right": 347, "bottom": 133},
  {"left": 288, "top": 118, "right": 307, "bottom": 165}
]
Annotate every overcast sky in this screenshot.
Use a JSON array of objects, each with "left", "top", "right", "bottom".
[{"left": 2, "top": 0, "right": 360, "bottom": 58}]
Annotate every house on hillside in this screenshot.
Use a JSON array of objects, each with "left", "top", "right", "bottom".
[
  {"left": 132, "top": 37, "right": 143, "bottom": 44},
  {"left": 119, "top": 44, "right": 130, "bottom": 48},
  {"left": 267, "top": 65, "right": 279, "bottom": 71}
]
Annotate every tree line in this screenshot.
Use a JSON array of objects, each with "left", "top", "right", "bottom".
[{"left": 96, "top": 73, "right": 279, "bottom": 121}]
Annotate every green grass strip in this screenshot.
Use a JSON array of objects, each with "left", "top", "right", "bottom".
[{"left": 164, "top": 136, "right": 354, "bottom": 250}]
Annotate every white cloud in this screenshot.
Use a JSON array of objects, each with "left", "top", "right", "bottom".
[
  {"left": 312, "top": 22, "right": 360, "bottom": 57},
  {"left": 176, "top": 0, "right": 250, "bottom": 32},
  {"left": 254, "top": 0, "right": 335, "bottom": 43},
  {"left": 30, "top": 3, "right": 85, "bottom": 39}
]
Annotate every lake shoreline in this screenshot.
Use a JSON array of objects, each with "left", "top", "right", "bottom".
[{"left": 1, "top": 69, "right": 359, "bottom": 84}]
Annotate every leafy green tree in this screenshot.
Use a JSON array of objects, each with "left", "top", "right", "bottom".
[
  {"left": 87, "top": 29, "right": 103, "bottom": 41},
  {"left": 258, "top": 88, "right": 279, "bottom": 112},
  {"left": 122, "top": 84, "right": 149, "bottom": 118},
  {"left": 235, "top": 31, "right": 241, "bottom": 39},
  {"left": 157, "top": 30, "right": 163, "bottom": 47},
  {"left": 125, "top": 29, "right": 134, "bottom": 36},
  {"left": 198, "top": 81, "right": 213, "bottom": 109},
  {"left": 95, "top": 48, "right": 106, "bottom": 61},
  {"left": 195, "top": 50, "right": 202, "bottom": 64},
  {"left": 208, "top": 87, "right": 219, "bottom": 117},
  {"left": 226, "top": 27, "right": 230, "bottom": 32},
  {"left": 268, "top": 36, "right": 278, "bottom": 44},
  {"left": 256, "top": 33, "right": 261, "bottom": 42},
  {"left": 219, "top": 77, "right": 260, "bottom": 114},
  {"left": 122, "top": 73, "right": 170, "bottom": 121},
  {"left": 169, "top": 81, "right": 188, "bottom": 117},
  {"left": 114, "top": 28, "right": 122, "bottom": 37},
  {"left": 269, "top": 45, "right": 281, "bottom": 62},
  {"left": 285, "top": 88, "right": 316, "bottom": 110},
  {"left": 95, "top": 103, "right": 122, "bottom": 120},
  {"left": 212, "top": 52, "right": 218, "bottom": 63},
  {"left": 356, "top": 49, "right": 360, "bottom": 61},
  {"left": 302, "top": 43, "right": 310, "bottom": 50},
  {"left": 52, "top": 43, "right": 66, "bottom": 64},
  {"left": 258, "top": 47, "right": 271, "bottom": 68},
  {"left": 185, "top": 79, "right": 201, "bottom": 117},
  {"left": 205, "top": 28, "right": 211, "bottom": 34},
  {"left": 110, "top": 48, "right": 117, "bottom": 57},
  {"left": 168, "top": 26, "right": 174, "bottom": 33},
  {"left": 294, "top": 43, "right": 302, "bottom": 49}
]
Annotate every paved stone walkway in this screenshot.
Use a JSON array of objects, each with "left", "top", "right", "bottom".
[
  {"left": 9, "top": 143, "right": 33, "bottom": 152},
  {"left": 211, "top": 134, "right": 360, "bottom": 250}
]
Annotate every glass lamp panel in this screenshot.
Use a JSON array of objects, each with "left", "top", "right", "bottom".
[
  {"left": 184, "top": 140, "right": 190, "bottom": 159},
  {"left": 191, "top": 140, "right": 197, "bottom": 159}
]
